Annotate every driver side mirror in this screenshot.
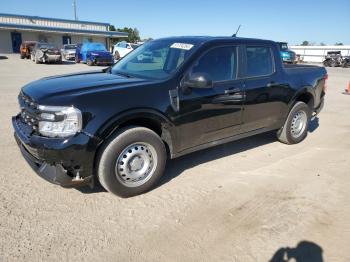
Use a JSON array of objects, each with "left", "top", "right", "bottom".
[{"left": 183, "top": 73, "right": 213, "bottom": 89}]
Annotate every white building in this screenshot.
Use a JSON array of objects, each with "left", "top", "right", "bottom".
[
  {"left": 0, "top": 13, "right": 127, "bottom": 53},
  {"left": 290, "top": 45, "right": 350, "bottom": 63}
]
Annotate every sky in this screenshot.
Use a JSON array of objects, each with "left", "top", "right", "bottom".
[{"left": 1, "top": 0, "right": 349, "bottom": 45}]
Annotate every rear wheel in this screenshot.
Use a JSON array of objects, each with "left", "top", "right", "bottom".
[
  {"left": 87, "top": 58, "right": 93, "bottom": 66},
  {"left": 114, "top": 51, "right": 121, "bottom": 61},
  {"left": 277, "top": 102, "right": 311, "bottom": 144},
  {"left": 35, "top": 55, "right": 40, "bottom": 64},
  {"left": 97, "top": 126, "right": 167, "bottom": 197}
]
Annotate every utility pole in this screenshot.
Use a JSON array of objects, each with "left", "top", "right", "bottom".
[{"left": 73, "top": 0, "right": 78, "bottom": 20}]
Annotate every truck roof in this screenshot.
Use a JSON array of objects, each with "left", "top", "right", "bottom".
[{"left": 156, "top": 36, "right": 276, "bottom": 45}]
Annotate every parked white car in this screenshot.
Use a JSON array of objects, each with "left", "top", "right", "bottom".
[{"left": 113, "top": 42, "right": 140, "bottom": 60}]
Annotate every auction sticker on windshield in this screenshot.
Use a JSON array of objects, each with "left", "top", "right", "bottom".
[{"left": 170, "top": 43, "right": 194, "bottom": 50}]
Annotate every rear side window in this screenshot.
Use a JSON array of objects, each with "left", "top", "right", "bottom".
[
  {"left": 245, "top": 46, "right": 274, "bottom": 77},
  {"left": 190, "top": 46, "right": 237, "bottom": 82}
]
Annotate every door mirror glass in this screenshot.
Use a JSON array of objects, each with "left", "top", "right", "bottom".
[{"left": 184, "top": 73, "right": 213, "bottom": 89}]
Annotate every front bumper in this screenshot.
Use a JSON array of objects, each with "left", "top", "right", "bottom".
[
  {"left": 65, "top": 53, "right": 76, "bottom": 60},
  {"left": 282, "top": 57, "right": 294, "bottom": 63},
  {"left": 93, "top": 56, "right": 113, "bottom": 65},
  {"left": 12, "top": 115, "right": 100, "bottom": 188}
]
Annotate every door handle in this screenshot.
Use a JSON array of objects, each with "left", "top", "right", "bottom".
[
  {"left": 267, "top": 82, "right": 280, "bottom": 88},
  {"left": 225, "top": 88, "right": 241, "bottom": 94}
]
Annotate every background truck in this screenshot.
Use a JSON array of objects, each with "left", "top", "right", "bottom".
[
  {"left": 13, "top": 36, "right": 327, "bottom": 197},
  {"left": 278, "top": 42, "right": 296, "bottom": 63}
]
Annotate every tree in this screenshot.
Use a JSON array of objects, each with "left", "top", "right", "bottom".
[
  {"left": 108, "top": 25, "right": 141, "bottom": 44},
  {"left": 109, "top": 25, "right": 116, "bottom": 31},
  {"left": 301, "top": 41, "right": 309, "bottom": 46},
  {"left": 117, "top": 27, "right": 141, "bottom": 43},
  {"left": 320, "top": 42, "right": 326, "bottom": 46},
  {"left": 142, "top": 37, "right": 154, "bottom": 42},
  {"left": 335, "top": 42, "right": 344, "bottom": 46}
]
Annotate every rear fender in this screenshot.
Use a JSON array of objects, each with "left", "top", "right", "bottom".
[{"left": 288, "top": 87, "right": 315, "bottom": 110}]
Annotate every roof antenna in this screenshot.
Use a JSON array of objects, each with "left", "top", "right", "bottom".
[{"left": 232, "top": 25, "right": 241, "bottom": 37}]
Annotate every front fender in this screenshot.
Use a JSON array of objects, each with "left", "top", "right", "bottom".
[{"left": 96, "top": 108, "right": 176, "bottom": 154}]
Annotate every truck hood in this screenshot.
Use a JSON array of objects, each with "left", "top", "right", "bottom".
[{"left": 22, "top": 70, "right": 148, "bottom": 103}]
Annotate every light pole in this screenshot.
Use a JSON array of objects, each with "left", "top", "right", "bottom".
[{"left": 73, "top": 0, "right": 78, "bottom": 21}]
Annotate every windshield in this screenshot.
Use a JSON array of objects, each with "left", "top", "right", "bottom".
[
  {"left": 65, "top": 44, "right": 77, "bottom": 50},
  {"left": 279, "top": 43, "right": 288, "bottom": 50},
  {"left": 131, "top": 44, "right": 140, "bottom": 49},
  {"left": 86, "top": 43, "right": 107, "bottom": 51},
  {"left": 38, "top": 43, "right": 57, "bottom": 49},
  {"left": 111, "top": 40, "right": 198, "bottom": 80}
]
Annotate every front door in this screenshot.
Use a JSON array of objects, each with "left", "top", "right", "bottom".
[
  {"left": 174, "top": 45, "right": 244, "bottom": 152},
  {"left": 62, "top": 35, "right": 71, "bottom": 45},
  {"left": 11, "top": 32, "right": 22, "bottom": 53}
]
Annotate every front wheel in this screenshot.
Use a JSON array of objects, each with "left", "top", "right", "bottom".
[
  {"left": 97, "top": 126, "right": 167, "bottom": 197},
  {"left": 86, "top": 58, "right": 93, "bottom": 66},
  {"left": 277, "top": 102, "right": 311, "bottom": 144}
]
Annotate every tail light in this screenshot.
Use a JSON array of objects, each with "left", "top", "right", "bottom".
[{"left": 323, "top": 74, "right": 328, "bottom": 92}]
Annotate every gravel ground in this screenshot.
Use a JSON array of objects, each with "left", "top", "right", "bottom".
[{"left": 0, "top": 55, "right": 350, "bottom": 262}]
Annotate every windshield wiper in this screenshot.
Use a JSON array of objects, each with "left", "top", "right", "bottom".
[{"left": 114, "top": 71, "right": 133, "bottom": 78}]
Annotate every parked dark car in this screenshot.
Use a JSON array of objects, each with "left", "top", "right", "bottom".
[
  {"left": 75, "top": 42, "right": 113, "bottom": 66},
  {"left": 20, "top": 41, "right": 37, "bottom": 59},
  {"left": 31, "top": 43, "right": 62, "bottom": 64},
  {"left": 61, "top": 44, "right": 77, "bottom": 60},
  {"left": 12, "top": 36, "right": 327, "bottom": 197},
  {"left": 277, "top": 42, "right": 296, "bottom": 63},
  {"left": 323, "top": 51, "right": 342, "bottom": 67}
]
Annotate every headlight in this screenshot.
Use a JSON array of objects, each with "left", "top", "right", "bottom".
[{"left": 38, "top": 105, "right": 82, "bottom": 138}]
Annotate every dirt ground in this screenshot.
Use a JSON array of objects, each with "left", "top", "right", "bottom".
[{"left": 0, "top": 54, "right": 349, "bottom": 262}]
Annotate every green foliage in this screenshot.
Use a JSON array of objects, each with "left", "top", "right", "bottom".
[
  {"left": 108, "top": 25, "right": 141, "bottom": 44},
  {"left": 335, "top": 42, "right": 344, "bottom": 46},
  {"left": 109, "top": 25, "right": 116, "bottom": 31},
  {"left": 117, "top": 27, "right": 141, "bottom": 43},
  {"left": 301, "top": 41, "right": 309, "bottom": 46}
]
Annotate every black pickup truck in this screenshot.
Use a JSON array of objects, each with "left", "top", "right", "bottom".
[{"left": 12, "top": 36, "right": 327, "bottom": 197}]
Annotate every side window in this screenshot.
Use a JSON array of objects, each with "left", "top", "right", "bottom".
[
  {"left": 190, "top": 46, "right": 237, "bottom": 82},
  {"left": 245, "top": 46, "right": 274, "bottom": 77}
]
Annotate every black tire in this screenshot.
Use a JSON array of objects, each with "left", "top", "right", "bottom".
[
  {"left": 114, "top": 51, "right": 121, "bottom": 61},
  {"left": 20, "top": 55, "right": 25, "bottom": 59},
  {"left": 87, "top": 58, "right": 93, "bottom": 66},
  {"left": 97, "top": 126, "right": 167, "bottom": 197},
  {"left": 277, "top": 101, "right": 311, "bottom": 144}
]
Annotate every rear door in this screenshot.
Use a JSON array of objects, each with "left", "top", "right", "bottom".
[
  {"left": 240, "top": 45, "right": 286, "bottom": 132},
  {"left": 175, "top": 45, "right": 245, "bottom": 151}
]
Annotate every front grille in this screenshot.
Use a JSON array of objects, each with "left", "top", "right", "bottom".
[
  {"left": 95, "top": 57, "right": 112, "bottom": 63},
  {"left": 18, "top": 92, "right": 39, "bottom": 133}
]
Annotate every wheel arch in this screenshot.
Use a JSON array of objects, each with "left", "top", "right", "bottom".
[
  {"left": 289, "top": 87, "right": 315, "bottom": 110},
  {"left": 95, "top": 109, "right": 176, "bottom": 165}
]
